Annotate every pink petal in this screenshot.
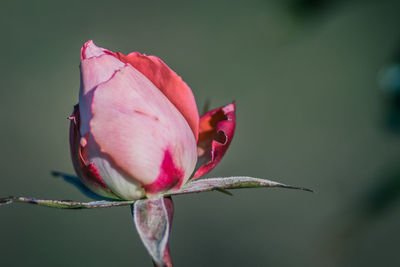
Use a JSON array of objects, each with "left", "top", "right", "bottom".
[
  {"left": 192, "top": 102, "right": 236, "bottom": 179},
  {"left": 79, "top": 42, "right": 125, "bottom": 136},
  {"left": 86, "top": 134, "right": 145, "bottom": 200},
  {"left": 90, "top": 64, "right": 197, "bottom": 193},
  {"left": 81, "top": 40, "right": 107, "bottom": 60},
  {"left": 70, "top": 106, "right": 145, "bottom": 200},
  {"left": 113, "top": 51, "right": 200, "bottom": 141},
  {"left": 69, "top": 106, "right": 119, "bottom": 199}
]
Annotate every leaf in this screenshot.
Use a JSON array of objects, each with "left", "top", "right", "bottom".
[
  {"left": 0, "top": 196, "right": 134, "bottom": 209},
  {"left": 168, "top": 176, "right": 313, "bottom": 196},
  {"left": 132, "top": 196, "right": 174, "bottom": 267}
]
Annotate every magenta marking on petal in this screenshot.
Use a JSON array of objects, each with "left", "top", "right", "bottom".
[
  {"left": 143, "top": 150, "right": 184, "bottom": 194},
  {"left": 134, "top": 109, "right": 160, "bottom": 121},
  {"left": 86, "top": 163, "right": 109, "bottom": 188}
]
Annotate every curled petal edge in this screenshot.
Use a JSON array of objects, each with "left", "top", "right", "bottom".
[{"left": 192, "top": 102, "right": 236, "bottom": 180}]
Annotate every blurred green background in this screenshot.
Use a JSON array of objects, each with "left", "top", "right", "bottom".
[{"left": 1, "top": 0, "right": 400, "bottom": 266}]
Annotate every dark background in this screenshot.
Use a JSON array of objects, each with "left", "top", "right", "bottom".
[{"left": 1, "top": 0, "right": 400, "bottom": 266}]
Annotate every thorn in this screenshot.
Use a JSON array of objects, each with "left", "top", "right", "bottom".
[{"left": 282, "top": 184, "right": 314, "bottom": 193}]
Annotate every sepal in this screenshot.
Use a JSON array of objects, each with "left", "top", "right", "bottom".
[{"left": 168, "top": 176, "right": 313, "bottom": 196}]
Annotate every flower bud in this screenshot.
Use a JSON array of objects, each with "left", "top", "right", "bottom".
[
  {"left": 70, "top": 41, "right": 236, "bottom": 200},
  {"left": 70, "top": 41, "right": 198, "bottom": 199}
]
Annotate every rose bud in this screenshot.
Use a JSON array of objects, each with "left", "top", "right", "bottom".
[{"left": 69, "top": 41, "right": 236, "bottom": 200}]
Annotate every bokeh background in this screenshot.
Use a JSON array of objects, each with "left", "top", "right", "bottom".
[{"left": 1, "top": 0, "right": 400, "bottom": 266}]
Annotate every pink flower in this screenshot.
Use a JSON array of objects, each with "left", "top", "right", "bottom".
[{"left": 69, "top": 41, "right": 236, "bottom": 200}]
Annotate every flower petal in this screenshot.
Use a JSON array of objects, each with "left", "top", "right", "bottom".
[
  {"left": 142, "top": 149, "right": 184, "bottom": 195},
  {"left": 90, "top": 64, "right": 197, "bottom": 194},
  {"left": 87, "top": 135, "right": 145, "bottom": 200},
  {"left": 69, "top": 106, "right": 119, "bottom": 199},
  {"left": 114, "top": 51, "right": 200, "bottom": 140},
  {"left": 192, "top": 102, "right": 236, "bottom": 179},
  {"left": 79, "top": 42, "right": 125, "bottom": 136},
  {"left": 81, "top": 40, "right": 107, "bottom": 60}
]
